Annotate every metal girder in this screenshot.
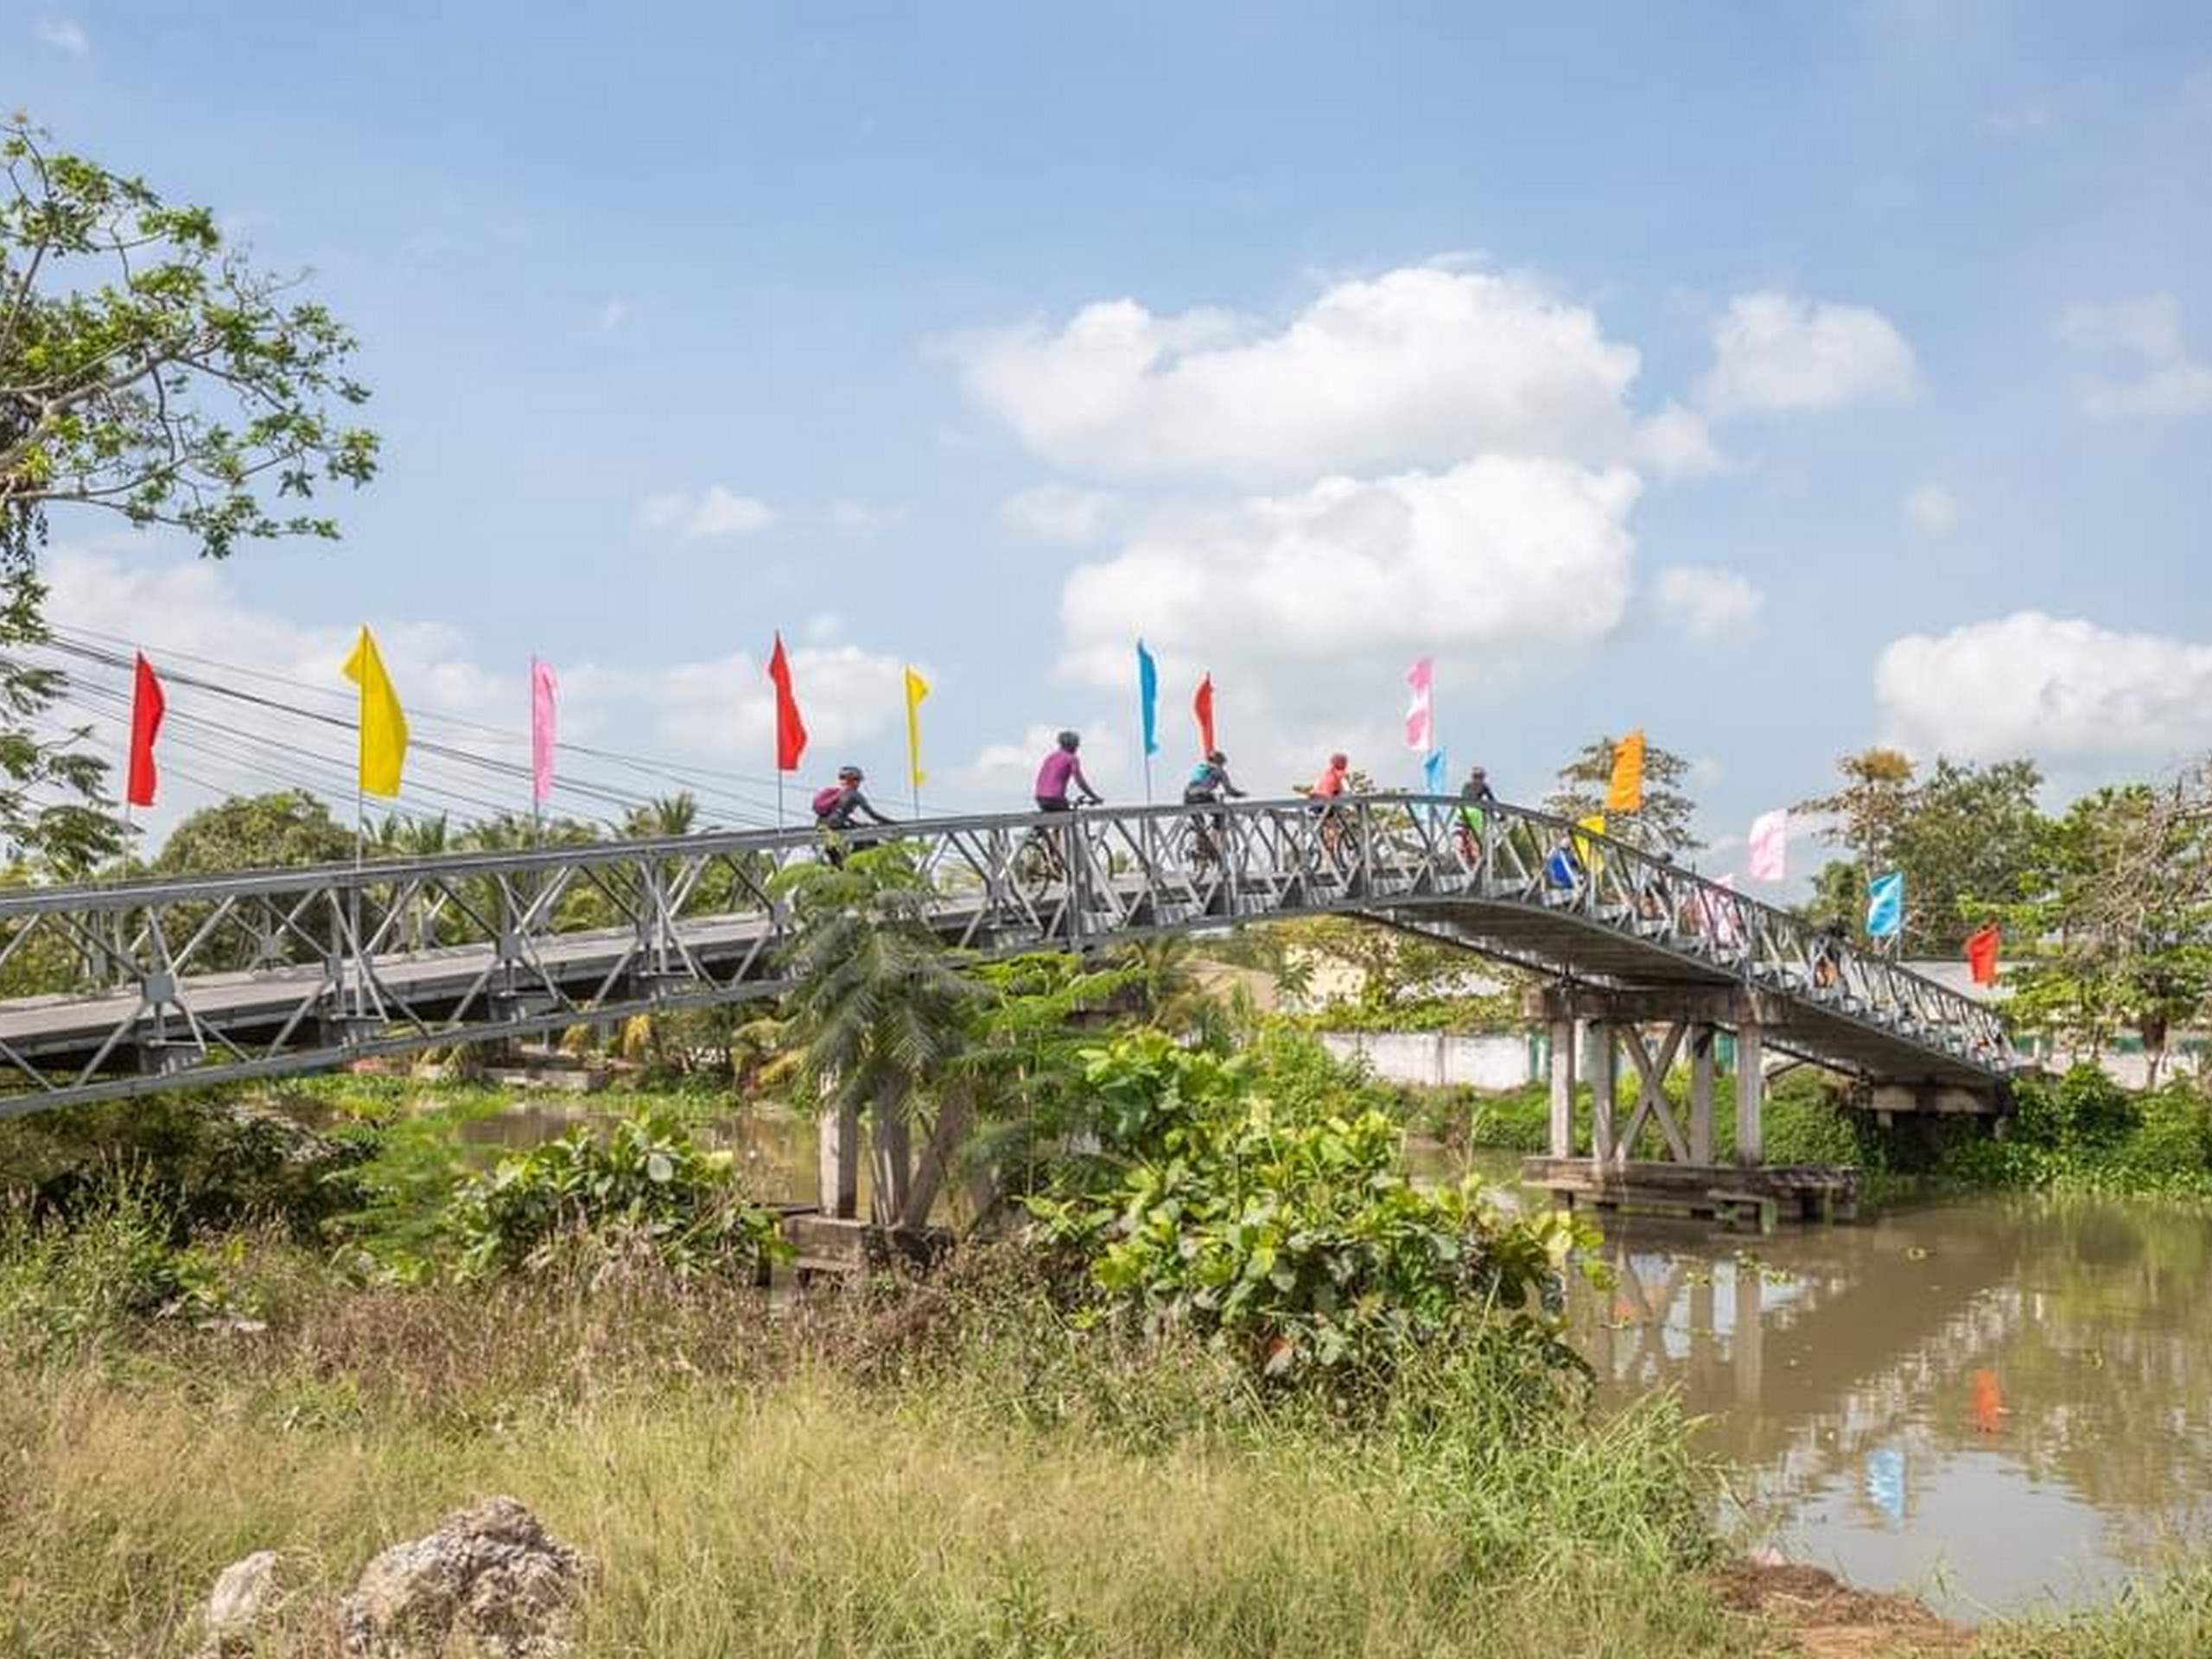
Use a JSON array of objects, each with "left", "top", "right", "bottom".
[{"left": 0, "top": 797, "right": 2018, "bottom": 1116}]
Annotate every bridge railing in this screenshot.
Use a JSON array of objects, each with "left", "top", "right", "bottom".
[{"left": 0, "top": 793, "right": 2013, "bottom": 1110}]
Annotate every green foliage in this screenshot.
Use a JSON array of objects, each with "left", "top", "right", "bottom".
[
  {"left": 1, "top": 117, "right": 376, "bottom": 868},
  {"left": 153, "top": 787, "right": 355, "bottom": 875},
  {"left": 0, "top": 1090, "right": 370, "bottom": 1240},
  {"left": 1029, "top": 1031, "right": 1594, "bottom": 1389},
  {"left": 1998, "top": 782, "right": 2212, "bottom": 1080},
  {"left": 443, "top": 1110, "right": 789, "bottom": 1281},
  {"left": 2, "top": 116, "right": 378, "bottom": 556},
  {"left": 0, "top": 1178, "right": 181, "bottom": 1359},
  {"left": 1801, "top": 752, "right": 2045, "bottom": 953},
  {"left": 1929, "top": 1067, "right": 2212, "bottom": 1198}
]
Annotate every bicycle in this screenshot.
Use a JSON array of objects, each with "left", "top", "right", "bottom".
[
  {"left": 1180, "top": 806, "right": 1227, "bottom": 874},
  {"left": 1014, "top": 802, "right": 1092, "bottom": 902}
]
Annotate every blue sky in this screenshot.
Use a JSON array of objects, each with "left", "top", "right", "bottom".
[{"left": 10, "top": 3, "right": 2212, "bottom": 868}]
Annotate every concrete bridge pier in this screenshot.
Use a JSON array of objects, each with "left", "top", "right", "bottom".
[{"left": 1523, "top": 983, "right": 1854, "bottom": 1226}]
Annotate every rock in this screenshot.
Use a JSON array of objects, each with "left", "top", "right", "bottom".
[
  {"left": 341, "top": 1496, "right": 588, "bottom": 1658},
  {"left": 194, "top": 1549, "right": 282, "bottom": 1657}
]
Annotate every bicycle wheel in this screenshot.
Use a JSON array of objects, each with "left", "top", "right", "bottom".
[{"left": 1014, "top": 829, "right": 1061, "bottom": 902}]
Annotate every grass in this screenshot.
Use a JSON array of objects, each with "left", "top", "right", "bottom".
[{"left": 0, "top": 1226, "right": 1783, "bottom": 1659}]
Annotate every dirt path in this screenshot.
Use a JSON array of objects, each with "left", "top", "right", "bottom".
[{"left": 1715, "top": 1560, "right": 1980, "bottom": 1657}]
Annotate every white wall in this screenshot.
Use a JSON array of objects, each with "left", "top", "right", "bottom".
[{"left": 1319, "top": 1030, "right": 1537, "bottom": 1091}]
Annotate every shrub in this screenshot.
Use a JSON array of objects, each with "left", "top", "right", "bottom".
[
  {"left": 1029, "top": 1033, "right": 1593, "bottom": 1390},
  {"left": 442, "top": 1110, "right": 790, "bottom": 1281},
  {"left": 0, "top": 1180, "right": 181, "bottom": 1359}
]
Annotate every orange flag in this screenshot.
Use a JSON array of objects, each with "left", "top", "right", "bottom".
[
  {"left": 1966, "top": 925, "right": 2001, "bottom": 987},
  {"left": 1605, "top": 730, "right": 1645, "bottom": 813}
]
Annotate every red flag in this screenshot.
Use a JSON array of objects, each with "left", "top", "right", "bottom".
[
  {"left": 1966, "top": 924, "right": 2001, "bottom": 987},
  {"left": 1193, "top": 673, "right": 1216, "bottom": 753},
  {"left": 766, "top": 632, "right": 807, "bottom": 772},
  {"left": 126, "top": 652, "right": 166, "bottom": 808}
]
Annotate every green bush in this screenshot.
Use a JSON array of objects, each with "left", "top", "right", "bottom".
[
  {"left": 443, "top": 1109, "right": 790, "bottom": 1281},
  {"left": 1030, "top": 1032, "right": 1592, "bottom": 1389},
  {"left": 0, "top": 1091, "right": 371, "bottom": 1241},
  {"left": 0, "top": 1180, "right": 181, "bottom": 1359}
]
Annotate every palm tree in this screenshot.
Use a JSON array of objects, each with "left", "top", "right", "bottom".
[{"left": 772, "top": 843, "right": 976, "bottom": 1227}]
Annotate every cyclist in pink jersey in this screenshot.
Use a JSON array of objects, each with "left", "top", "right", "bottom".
[{"left": 1034, "top": 730, "right": 1103, "bottom": 812}]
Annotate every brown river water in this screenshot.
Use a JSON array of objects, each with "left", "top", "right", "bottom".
[{"left": 467, "top": 1103, "right": 2212, "bottom": 1619}]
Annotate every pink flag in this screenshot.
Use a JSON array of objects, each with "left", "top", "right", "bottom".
[
  {"left": 1748, "top": 809, "right": 1788, "bottom": 881},
  {"left": 1403, "top": 657, "right": 1434, "bottom": 751},
  {"left": 530, "top": 657, "right": 558, "bottom": 806}
]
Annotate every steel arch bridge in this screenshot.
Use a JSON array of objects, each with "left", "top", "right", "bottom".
[{"left": 0, "top": 794, "right": 2015, "bottom": 1121}]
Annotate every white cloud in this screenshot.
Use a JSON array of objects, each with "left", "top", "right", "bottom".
[
  {"left": 1630, "top": 403, "right": 1726, "bottom": 479},
  {"left": 1876, "top": 611, "right": 2212, "bottom": 761},
  {"left": 2058, "top": 294, "right": 2212, "bottom": 419},
  {"left": 1058, "top": 455, "right": 1640, "bottom": 715},
  {"left": 2081, "top": 362, "right": 2212, "bottom": 419},
  {"left": 951, "top": 265, "right": 1644, "bottom": 484},
  {"left": 1700, "top": 292, "right": 1919, "bottom": 417},
  {"left": 1902, "top": 483, "right": 1961, "bottom": 537},
  {"left": 1652, "top": 565, "right": 1764, "bottom": 642},
  {"left": 39, "top": 544, "right": 906, "bottom": 838},
  {"left": 1000, "top": 484, "right": 1123, "bottom": 543},
  {"left": 639, "top": 486, "right": 775, "bottom": 541},
  {"left": 36, "top": 17, "right": 87, "bottom": 54},
  {"left": 596, "top": 297, "right": 632, "bottom": 332},
  {"left": 828, "top": 499, "right": 907, "bottom": 531}
]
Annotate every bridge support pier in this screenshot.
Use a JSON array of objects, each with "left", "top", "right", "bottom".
[
  {"left": 1547, "top": 1014, "right": 1576, "bottom": 1158},
  {"left": 818, "top": 1088, "right": 860, "bottom": 1220}
]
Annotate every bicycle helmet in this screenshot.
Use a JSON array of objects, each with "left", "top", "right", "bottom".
[
  {"left": 1057, "top": 729, "right": 1081, "bottom": 751},
  {"left": 1206, "top": 749, "right": 1227, "bottom": 766},
  {"left": 838, "top": 765, "right": 863, "bottom": 782}
]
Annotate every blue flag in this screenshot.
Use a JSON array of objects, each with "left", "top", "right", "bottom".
[
  {"left": 1136, "top": 639, "right": 1159, "bottom": 757},
  {"left": 1422, "top": 747, "right": 1448, "bottom": 794},
  {"left": 1866, "top": 871, "right": 1904, "bottom": 939}
]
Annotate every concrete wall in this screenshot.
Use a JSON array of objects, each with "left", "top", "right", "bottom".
[{"left": 1319, "top": 1030, "right": 1538, "bottom": 1091}]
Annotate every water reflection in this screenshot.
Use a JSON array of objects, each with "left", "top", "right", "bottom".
[{"left": 1568, "top": 1198, "right": 2212, "bottom": 1617}]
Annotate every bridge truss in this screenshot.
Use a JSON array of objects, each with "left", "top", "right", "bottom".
[{"left": 0, "top": 795, "right": 2015, "bottom": 1120}]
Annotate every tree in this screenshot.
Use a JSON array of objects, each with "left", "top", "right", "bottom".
[
  {"left": 2, "top": 117, "right": 377, "bottom": 867},
  {"left": 1797, "top": 751, "right": 2045, "bottom": 954},
  {"left": 2001, "top": 773, "right": 2212, "bottom": 1086},
  {"left": 1547, "top": 734, "right": 1703, "bottom": 855},
  {"left": 154, "top": 789, "right": 354, "bottom": 874},
  {"left": 772, "top": 844, "right": 978, "bottom": 1228}
]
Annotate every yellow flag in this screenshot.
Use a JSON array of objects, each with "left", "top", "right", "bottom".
[
  {"left": 342, "top": 626, "right": 409, "bottom": 798},
  {"left": 1575, "top": 813, "right": 1607, "bottom": 874},
  {"left": 903, "top": 665, "right": 931, "bottom": 790},
  {"left": 1605, "top": 729, "right": 1645, "bottom": 813}
]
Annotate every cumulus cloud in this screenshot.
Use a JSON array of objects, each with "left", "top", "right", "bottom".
[
  {"left": 1653, "top": 565, "right": 1764, "bottom": 642},
  {"left": 1699, "top": 293, "right": 1919, "bottom": 417},
  {"left": 40, "top": 545, "right": 905, "bottom": 837},
  {"left": 639, "top": 486, "right": 775, "bottom": 541},
  {"left": 1059, "top": 455, "right": 1640, "bottom": 699},
  {"left": 1000, "top": 484, "right": 1123, "bottom": 543},
  {"left": 1630, "top": 403, "right": 1726, "bottom": 479},
  {"left": 1902, "top": 483, "right": 1961, "bottom": 536},
  {"left": 35, "top": 17, "right": 87, "bottom": 53},
  {"left": 2059, "top": 295, "right": 2212, "bottom": 418},
  {"left": 828, "top": 499, "right": 908, "bottom": 531},
  {"left": 951, "top": 266, "right": 1643, "bottom": 484},
  {"left": 1876, "top": 611, "right": 2212, "bottom": 761}
]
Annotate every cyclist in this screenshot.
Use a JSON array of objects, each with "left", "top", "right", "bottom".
[
  {"left": 1034, "top": 729, "right": 1103, "bottom": 813},
  {"left": 812, "top": 765, "right": 893, "bottom": 865},
  {"left": 1455, "top": 764, "right": 1497, "bottom": 863},
  {"left": 1305, "top": 752, "right": 1353, "bottom": 866},
  {"left": 1181, "top": 748, "right": 1244, "bottom": 865}
]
